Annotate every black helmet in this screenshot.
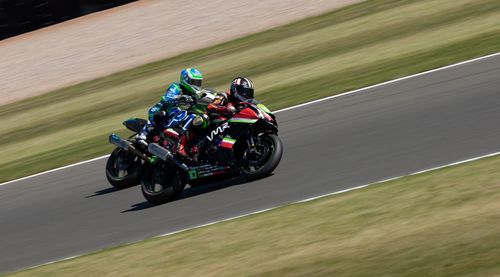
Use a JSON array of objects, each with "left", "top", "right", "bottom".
[{"left": 230, "top": 77, "right": 254, "bottom": 100}]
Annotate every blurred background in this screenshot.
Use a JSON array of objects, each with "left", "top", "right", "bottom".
[
  {"left": 0, "top": 0, "right": 135, "bottom": 39},
  {"left": 1, "top": 0, "right": 500, "bottom": 275}
]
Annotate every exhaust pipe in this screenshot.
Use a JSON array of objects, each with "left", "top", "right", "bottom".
[
  {"left": 148, "top": 143, "right": 189, "bottom": 172},
  {"left": 147, "top": 142, "right": 172, "bottom": 161},
  {"left": 109, "top": 134, "right": 150, "bottom": 162},
  {"left": 109, "top": 134, "right": 131, "bottom": 150}
]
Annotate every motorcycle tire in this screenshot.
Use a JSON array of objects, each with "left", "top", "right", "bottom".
[
  {"left": 105, "top": 147, "right": 142, "bottom": 189},
  {"left": 141, "top": 163, "right": 186, "bottom": 205},
  {"left": 239, "top": 133, "right": 283, "bottom": 180}
]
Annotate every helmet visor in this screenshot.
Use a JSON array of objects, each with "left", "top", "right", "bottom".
[
  {"left": 189, "top": 78, "right": 202, "bottom": 87},
  {"left": 239, "top": 87, "right": 254, "bottom": 99}
]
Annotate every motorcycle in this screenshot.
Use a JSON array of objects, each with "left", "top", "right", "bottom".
[
  {"left": 105, "top": 118, "right": 150, "bottom": 189},
  {"left": 142, "top": 97, "right": 283, "bottom": 205},
  {"left": 105, "top": 90, "right": 216, "bottom": 189},
  {"left": 106, "top": 90, "right": 283, "bottom": 205}
]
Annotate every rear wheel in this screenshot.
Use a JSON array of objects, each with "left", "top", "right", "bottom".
[
  {"left": 239, "top": 133, "right": 283, "bottom": 180},
  {"left": 141, "top": 162, "right": 186, "bottom": 205},
  {"left": 105, "top": 147, "right": 142, "bottom": 189}
]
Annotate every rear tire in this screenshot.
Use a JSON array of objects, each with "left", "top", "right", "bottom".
[
  {"left": 141, "top": 163, "right": 186, "bottom": 205},
  {"left": 106, "top": 147, "right": 142, "bottom": 189},
  {"left": 239, "top": 133, "right": 283, "bottom": 180}
]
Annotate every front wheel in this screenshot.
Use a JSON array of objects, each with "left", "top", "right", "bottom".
[
  {"left": 141, "top": 162, "right": 186, "bottom": 205},
  {"left": 239, "top": 133, "right": 283, "bottom": 180},
  {"left": 106, "top": 147, "right": 143, "bottom": 189}
]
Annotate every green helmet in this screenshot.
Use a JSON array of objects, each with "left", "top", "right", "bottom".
[{"left": 180, "top": 68, "right": 203, "bottom": 93}]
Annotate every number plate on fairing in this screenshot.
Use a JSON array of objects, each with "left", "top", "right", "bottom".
[{"left": 188, "top": 164, "right": 232, "bottom": 180}]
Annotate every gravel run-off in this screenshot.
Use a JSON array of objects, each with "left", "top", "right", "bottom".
[{"left": 0, "top": 0, "right": 362, "bottom": 106}]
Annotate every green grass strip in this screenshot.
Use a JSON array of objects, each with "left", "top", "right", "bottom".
[
  {"left": 9, "top": 151, "right": 500, "bottom": 276},
  {"left": 0, "top": 0, "right": 499, "bottom": 183}
]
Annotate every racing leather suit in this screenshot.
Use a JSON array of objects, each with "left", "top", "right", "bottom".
[{"left": 137, "top": 82, "right": 194, "bottom": 143}]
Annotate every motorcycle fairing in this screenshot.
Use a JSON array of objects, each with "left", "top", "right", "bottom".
[
  {"left": 188, "top": 164, "right": 232, "bottom": 180},
  {"left": 220, "top": 136, "right": 236, "bottom": 149},
  {"left": 166, "top": 110, "right": 188, "bottom": 128},
  {"left": 123, "top": 118, "right": 147, "bottom": 133}
]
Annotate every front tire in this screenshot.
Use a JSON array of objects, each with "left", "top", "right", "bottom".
[
  {"left": 239, "top": 133, "right": 283, "bottom": 180},
  {"left": 106, "top": 147, "right": 142, "bottom": 189},
  {"left": 141, "top": 162, "right": 186, "bottom": 205}
]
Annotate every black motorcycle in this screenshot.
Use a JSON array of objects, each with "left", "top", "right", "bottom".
[
  {"left": 141, "top": 100, "right": 283, "bottom": 205},
  {"left": 105, "top": 118, "right": 150, "bottom": 189},
  {"left": 105, "top": 91, "right": 208, "bottom": 189},
  {"left": 105, "top": 90, "right": 213, "bottom": 189}
]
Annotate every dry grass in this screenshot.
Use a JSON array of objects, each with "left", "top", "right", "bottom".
[{"left": 9, "top": 151, "right": 500, "bottom": 276}]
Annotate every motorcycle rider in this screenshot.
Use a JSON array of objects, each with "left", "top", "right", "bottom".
[
  {"left": 207, "top": 76, "right": 254, "bottom": 116},
  {"left": 181, "top": 77, "right": 256, "bottom": 157},
  {"left": 136, "top": 68, "right": 203, "bottom": 147}
]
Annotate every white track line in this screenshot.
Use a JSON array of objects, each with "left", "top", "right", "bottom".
[
  {"left": 23, "top": 150, "right": 500, "bottom": 271},
  {"left": 0, "top": 155, "right": 109, "bottom": 186},
  {"left": 1, "top": 51, "right": 499, "bottom": 187},
  {"left": 274, "top": 51, "right": 500, "bottom": 113}
]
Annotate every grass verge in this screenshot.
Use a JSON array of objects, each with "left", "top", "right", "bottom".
[
  {"left": 1, "top": 0, "right": 500, "bottom": 182},
  {"left": 8, "top": 154, "right": 500, "bottom": 276}
]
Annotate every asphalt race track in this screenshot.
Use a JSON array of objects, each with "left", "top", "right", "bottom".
[{"left": 1, "top": 54, "right": 500, "bottom": 273}]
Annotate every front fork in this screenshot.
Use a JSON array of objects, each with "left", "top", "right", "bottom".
[
  {"left": 245, "top": 131, "right": 264, "bottom": 157},
  {"left": 247, "top": 131, "right": 256, "bottom": 149}
]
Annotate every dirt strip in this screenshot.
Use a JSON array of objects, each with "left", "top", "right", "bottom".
[{"left": 0, "top": 0, "right": 362, "bottom": 106}]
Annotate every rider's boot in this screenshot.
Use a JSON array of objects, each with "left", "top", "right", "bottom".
[
  {"left": 177, "top": 135, "right": 188, "bottom": 157},
  {"left": 136, "top": 120, "right": 154, "bottom": 148}
]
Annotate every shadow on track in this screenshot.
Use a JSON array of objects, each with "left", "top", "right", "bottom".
[
  {"left": 85, "top": 187, "right": 120, "bottom": 198},
  {"left": 121, "top": 176, "right": 251, "bottom": 213}
]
